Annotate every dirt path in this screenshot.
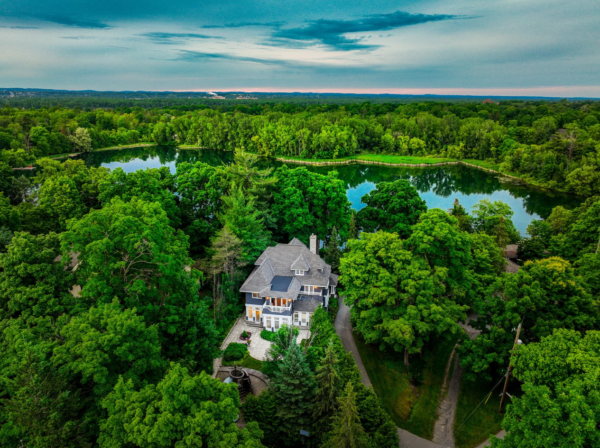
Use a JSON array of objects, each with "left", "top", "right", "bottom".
[{"left": 432, "top": 348, "right": 464, "bottom": 447}]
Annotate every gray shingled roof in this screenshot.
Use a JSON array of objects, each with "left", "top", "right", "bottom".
[
  {"left": 294, "top": 296, "right": 324, "bottom": 312},
  {"left": 290, "top": 254, "right": 310, "bottom": 271},
  {"left": 329, "top": 273, "right": 339, "bottom": 286},
  {"left": 240, "top": 238, "right": 332, "bottom": 294}
]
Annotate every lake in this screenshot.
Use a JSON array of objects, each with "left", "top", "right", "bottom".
[{"left": 77, "top": 146, "right": 582, "bottom": 235}]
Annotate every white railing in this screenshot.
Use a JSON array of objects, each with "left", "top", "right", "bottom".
[{"left": 264, "top": 304, "right": 292, "bottom": 313}]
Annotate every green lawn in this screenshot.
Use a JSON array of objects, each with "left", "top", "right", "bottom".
[
  {"left": 454, "top": 375, "right": 508, "bottom": 448},
  {"left": 277, "top": 154, "right": 458, "bottom": 165},
  {"left": 222, "top": 352, "right": 264, "bottom": 372},
  {"left": 354, "top": 332, "right": 461, "bottom": 440}
]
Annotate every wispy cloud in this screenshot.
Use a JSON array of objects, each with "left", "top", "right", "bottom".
[
  {"left": 28, "top": 14, "right": 111, "bottom": 29},
  {"left": 61, "top": 36, "right": 97, "bottom": 40},
  {"left": 175, "top": 50, "right": 291, "bottom": 66},
  {"left": 139, "top": 32, "right": 223, "bottom": 44},
  {"left": 201, "top": 21, "right": 286, "bottom": 29},
  {"left": 0, "top": 25, "right": 40, "bottom": 29},
  {"left": 270, "top": 11, "right": 466, "bottom": 51}
]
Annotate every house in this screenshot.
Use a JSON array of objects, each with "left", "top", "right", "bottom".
[{"left": 239, "top": 234, "right": 338, "bottom": 331}]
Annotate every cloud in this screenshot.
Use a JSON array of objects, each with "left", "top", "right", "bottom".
[
  {"left": 139, "top": 32, "right": 223, "bottom": 44},
  {"left": 0, "top": 25, "right": 40, "bottom": 29},
  {"left": 270, "top": 10, "right": 465, "bottom": 50},
  {"left": 175, "top": 50, "right": 291, "bottom": 66},
  {"left": 29, "top": 14, "right": 111, "bottom": 29},
  {"left": 201, "top": 21, "right": 286, "bottom": 29},
  {"left": 61, "top": 36, "right": 97, "bottom": 40}
]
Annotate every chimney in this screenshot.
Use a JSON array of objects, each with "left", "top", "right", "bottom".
[{"left": 309, "top": 234, "right": 318, "bottom": 255}]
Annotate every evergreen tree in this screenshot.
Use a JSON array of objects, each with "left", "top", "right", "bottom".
[
  {"left": 348, "top": 211, "right": 358, "bottom": 240},
  {"left": 219, "top": 185, "right": 271, "bottom": 263},
  {"left": 324, "top": 226, "right": 341, "bottom": 272},
  {"left": 270, "top": 343, "right": 315, "bottom": 439},
  {"left": 312, "top": 343, "right": 340, "bottom": 439},
  {"left": 328, "top": 382, "right": 368, "bottom": 448},
  {"left": 450, "top": 198, "right": 472, "bottom": 233}
]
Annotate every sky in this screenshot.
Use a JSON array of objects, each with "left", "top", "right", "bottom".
[{"left": 1, "top": 0, "right": 599, "bottom": 96}]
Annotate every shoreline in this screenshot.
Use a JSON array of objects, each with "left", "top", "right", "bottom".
[{"left": 30, "top": 144, "right": 573, "bottom": 196}]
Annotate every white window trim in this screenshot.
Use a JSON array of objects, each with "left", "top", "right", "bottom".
[
  {"left": 252, "top": 292, "right": 260, "bottom": 298},
  {"left": 294, "top": 270, "right": 305, "bottom": 276}
]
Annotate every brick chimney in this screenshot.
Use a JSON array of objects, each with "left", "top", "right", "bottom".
[{"left": 309, "top": 234, "right": 318, "bottom": 255}]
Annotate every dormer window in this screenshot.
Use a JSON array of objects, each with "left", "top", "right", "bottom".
[
  {"left": 252, "top": 292, "right": 260, "bottom": 298},
  {"left": 294, "top": 270, "right": 305, "bottom": 276}
]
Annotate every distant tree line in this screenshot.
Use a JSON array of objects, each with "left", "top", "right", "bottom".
[{"left": 1, "top": 99, "right": 600, "bottom": 195}]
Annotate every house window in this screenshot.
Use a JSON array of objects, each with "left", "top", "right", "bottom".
[
  {"left": 294, "top": 313, "right": 299, "bottom": 323},
  {"left": 252, "top": 292, "right": 260, "bottom": 298},
  {"left": 294, "top": 270, "right": 305, "bottom": 276},
  {"left": 305, "top": 285, "right": 315, "bottom": 294},
  {"left": 248, "top": 307, "right": 254, "bottom": 318}
]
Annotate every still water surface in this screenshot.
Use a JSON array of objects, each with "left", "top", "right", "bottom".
[{"left": 77, "top": 146, "right": 582, "bottom": 235}]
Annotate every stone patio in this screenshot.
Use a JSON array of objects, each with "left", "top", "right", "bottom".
[{"left": 220, "top": 318, "right": 312, "bottom": 362}]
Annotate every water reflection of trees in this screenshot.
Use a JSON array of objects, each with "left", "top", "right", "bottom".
[
  {"left": 307, "top": 163, "right": 580, "bottom": 219},
  {"left": 77, "top": 146, "right": 233, "bottom": 169},
  {"left": 78, "top": 149, "right": 581, "bottom": 220}
]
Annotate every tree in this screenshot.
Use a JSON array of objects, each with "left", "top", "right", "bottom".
[
  {"left": 272, "top": 166, "right": 351, "bottom": 244},
  {"left": 517, "top": 220, "right": 552, "bottom": 261},
  {"left": 348, "top": 211, "right": 358, "bottom": 240},
  {"left": 324, "top": 226, "right": 341, "bottom": 273},
  {"left": 460, "top": 257, "right": 599, "bottom": 381},
  {"left": 60, "top": 197, "right": 219, "bottom": 369},
  {"left": 491, "top": 329, "right": 600, "bottom": 448},
  {"left": 405, "top": 208, "right": 474, "bottom": 304},
  {"left": 312, "top": 343, "right": 340, "bottom": 440},
  {"left": 99, "top": 167, "right": 180, "bottom": 227},
  {"left": 0, "top": 226, "right": 12, "bottom": 252},
  {"left": 69, "top": 127, "right": 92, "bottom": 153},
  {"left": 52, "top": 301, "right": 166, "bottom": 397},
  {"left": 356, "top": 179, "right": 426, "bottom": 238},
  {"left": 0, "top": 162, "right": 13, "bottom": 197},
  {"left": 328, "top": 382, "right": 368, "bottom": 448},
  {"left": 450, "top": 198, "right": 472, "bottom": 233},
  {"left": 175, "top": 161, "right": 225, "bottom": 254},
  {"left": 1, "top": 353, "right": 94, "bottom": 448},
  {"left": 9, "top": 175, "right": 32, "bottom": 205},
  {"left": 100, "top": 363, "right": 264, "bottom": 448},
  {"left": 270, "top": 342, "right": 315, "bottom": 438},
  {"left": 340, "top": 231, "right": 467, "bottom": 366},
  {"left": 219, "top": 185, "right": 271, "bottom": 264},
  {"left": 471, "top": 199, "right": 520, "bottom": 245},
  {"left": 38, "top": 175, "right": 88, "bottom": 231},
  {"left": 557, "top": 200, "right": 600, "bottom": 260},
  {"left": 0, "top": 232, "right": 75, "bottom": 323}
]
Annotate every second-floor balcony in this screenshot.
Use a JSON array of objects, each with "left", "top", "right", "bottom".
[{"left": 264, "top": 298, "right": 292, "bottom": 314}]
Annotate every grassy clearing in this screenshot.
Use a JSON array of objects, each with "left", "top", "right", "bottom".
[
  {"left": 354, "top": 332, "right": 461, "bottom": 440},
  {"left": 454, "top": 375, "right": 507, "bottom": 448},
  {"left": 222, "top": 352, "right": 264, "bottom": 372},
  {"left": 277, "top": 154, "right": 458, "bottom": 165}
]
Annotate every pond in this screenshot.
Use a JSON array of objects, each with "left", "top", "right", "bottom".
[{"left": 76, "top": 146, "right": 582, "bottom": 235}]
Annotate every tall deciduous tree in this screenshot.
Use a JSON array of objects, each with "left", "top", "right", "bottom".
[
  {"left": 340, "top": 231, "right": 467, "bottom": 366},
  {"left": 60, "top": 197, "right": 219, "bottom": 369},
  {"left": 491, "top": 329, "right": 600, "bottom": 448},
  {"left": 460, "top": 257, "right": 599, "bottom": 381},
  {"left": 272, "top": 166, "right": 351, "bottom": 244},
  {"left": 356, "top": 179, "right": 426, "bottom": 239},
  {"left": 100, "top": 363, "right": 264, "bottom": 448},
  {"left": 471, "top": 199, "right": 520, "bottom": 245}
]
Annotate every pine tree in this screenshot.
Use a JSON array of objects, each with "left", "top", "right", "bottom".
[
  {"left": 270, "top": 342, "right": 315, "bottom": 438},
  {"left": 312, "top": 343, "right": 340, "bottom": 440},
  {"left": 348, "top": 212, "right": 358, "bottom": 240},
  {"left": 324, "top": 226, "right": 341, "bottom": 272},
  {"left": 329, "top": 382, "right": 368, "bottom": 448}
]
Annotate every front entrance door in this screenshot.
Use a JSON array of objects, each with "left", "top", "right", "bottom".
[{"left": 256, "top": 310, "right": 261, "bottom": 322}]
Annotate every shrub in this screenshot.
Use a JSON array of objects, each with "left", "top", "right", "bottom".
[
  {"left": 241, "top": 330, "right": 250, "bottom": 339},
  {"left": 261, "top": 330, "right": 276, "bottom": 342},
  {"left": 223, "top": 342, "right": 247, "bottom": 361}
]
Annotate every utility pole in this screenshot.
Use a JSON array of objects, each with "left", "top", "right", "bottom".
[{"left": 499, "top": 322, "right": 522, "bottom": 413}]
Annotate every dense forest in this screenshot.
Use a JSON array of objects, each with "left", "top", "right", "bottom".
[
  {"left": 1, "top": 99, "right": 600, "bottom": 195},
  {"left": 1, "top": 100, "right": 599, "bottom": 447}
]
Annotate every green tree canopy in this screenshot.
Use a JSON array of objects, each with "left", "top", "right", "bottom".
[
  {"left": 491, "top": 329, "right": 600, "bottom": 448},
  {"left": 99, "top": 167, "right": 180, "bottom": 227},
  {"left": 272, "top": 165, "right": 351, "bottom": 243},
  {"left": 460, "top": 257, "right": 599, "bottom": 381},
  {"left": 356, "top": 179, "right": 427, "bottom": 239},
  {"left": 471, "top": 199, "right": 520, "bottom": 245},
  {"left": 100, "top": 363, "right": 264, "bottom": 448},
  {"left": 340, "top": 231, "right": 467, "bottom": 365},
  {"left": 60, "top": 197, "right": 219, "bottom": 369}
]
